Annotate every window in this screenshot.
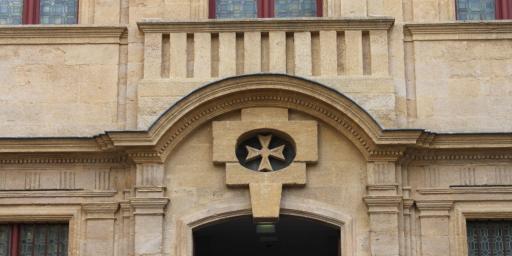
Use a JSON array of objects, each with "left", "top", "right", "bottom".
[
  {"left": 0, "top": 0, "right": 77, "bottom": 25},
  {"left": 0, "top": 223, "right": 68, "bottom": 256},
  {"left": 456, "top": 0, "right": 512, "bottom": 20},
  {"left": 467, "top": 220, "right": 512, "bottom": 256},
  {"left": 209, "top": 0, "right": 323, "bottom": 19}
]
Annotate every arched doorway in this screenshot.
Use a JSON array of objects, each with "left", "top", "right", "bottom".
[{"left": 193, "top": 215, "right": 341, "bottom": 256}]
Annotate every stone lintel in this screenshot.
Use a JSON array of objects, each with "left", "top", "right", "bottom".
[
  {"left": 82, "top": 202, "right": 119, "bottom": 219},
  {"left": 130, "top": 198, "right": 169, "bottom": 216},
  {"left": 364, "top": 196, "right": 402, "bottom": 214},
  {"left": 416, "top": 200, "right": 453, "bottom": 217}
]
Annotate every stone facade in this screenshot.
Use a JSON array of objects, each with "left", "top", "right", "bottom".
[{"left": 0, "top": 1, "right": 511, "bottom": 256}]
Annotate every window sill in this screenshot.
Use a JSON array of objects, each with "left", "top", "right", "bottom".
[
  {"left": 404, "top": 20, "right": 512, "bottom": 41},
  {"left": 0, "top": 25, "right": 127, "bottom": 44}
]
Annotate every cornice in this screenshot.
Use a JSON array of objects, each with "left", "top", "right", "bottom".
[
  {"left": 404, "top": 21, "right": 512, "bottom": 41},
  {"left": 0, "top": 25, "right": 127, "bottom": 44},
  {"left": 0, "top": 190, "right": 117, "bottom": 198},
  {"left": 0, "top": 153, "right": 128, "bottom": 165},
  {"left": 404, "top": 148, "right": 512, "bottom": 162},
  {"left": 0, "top": 138, "right": 101, "bottom": 153},
  {"left": 138, "top": 17, "right": 395, "bottom": 33},
  {"left": 0, "top": 75, "right": 511, "bottom": 165},
  {"left": 425, "top": 133, "right": 512, "bottom": 149}
]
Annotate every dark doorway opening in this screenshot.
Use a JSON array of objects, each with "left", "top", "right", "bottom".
[{"left": 193, "top": 215, "right": 341, "bottom": 256}]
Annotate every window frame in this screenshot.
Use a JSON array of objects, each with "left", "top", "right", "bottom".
[
  {"left": 0, "top": 223, "right": 69, "bottom": 256},
  {"left": 16, "top": 0, "right": 79, "bottom": 24},
  {"left": 208, "top": 0, "right": 323, "bottom": 19},
  {"left": 455, "top": 204, "right": 512, "bottom": 256},
  {"left": 455, "top": 0, "right": 512, "bottom": 20}
]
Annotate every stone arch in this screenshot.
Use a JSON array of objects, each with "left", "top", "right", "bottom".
[
  {"left": 171, "top": 197, "right": 355, "bottom": 256},
  {"left": 109, "top": 74, "right": 421, "bottom": 161}
]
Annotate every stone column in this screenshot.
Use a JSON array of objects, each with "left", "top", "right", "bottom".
[
  {"left": 364, "top": 161, "right": 401, "bottom": 256},
  {"left": 416, "top": 201, "right": 453, "bottom": 256},
  {"left": 129, "top": 151, "right": 169, "bottom": 256},
  {"left": 82, "top": 202, "right": 119, "bottom": 256}
]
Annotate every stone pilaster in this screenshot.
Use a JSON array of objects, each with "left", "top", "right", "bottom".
[
  {"left": 365, "top": 161, "right": 401, "bottom": 256},
  {"left": 131, "top": 197, "right": 169, "bottom": 256},
  {"left": 128, "top": 150, "right": 169, "bottom": 256},
  {"left": 82, "top": 202, "right": 119, "bottom": 256},
  {"left": 416, "top": 201, "right": 453, "bottom": 256}
]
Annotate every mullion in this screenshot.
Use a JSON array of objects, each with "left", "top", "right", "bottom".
[{"left": 22, "top": 0, "right": 40, "bottom": 24}]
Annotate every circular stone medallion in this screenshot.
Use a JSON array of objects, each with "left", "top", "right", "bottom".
[{"left": 236, "top": 132, "right": 296, "bottom": 172}]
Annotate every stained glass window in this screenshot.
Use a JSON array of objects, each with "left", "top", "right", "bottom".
[
  {"left": 40, "top": 0, "right": 78, "bottom": 24},
  {"left": 0, "top": 224, "right": 68, "bottom": 256},
  {"left": 0, "top": 0, "right": 23, "bottom": 25},
  {"left": 274, "top": 0, "right": 317, "bottom": 17},
  {"left": 457, "top": 0, "right": 496, "bottom": 20},
  {"left": 215, "top": 0, "right": 257, "bottom": 19},
  {"left": 467, "top": 220, "right": 512, "bottom": 256}
]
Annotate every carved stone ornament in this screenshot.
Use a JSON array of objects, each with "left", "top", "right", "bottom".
[
  {"left": 236, "top": 133, "right": 295, "bottom": 172},
  {"left": 212, "top": 107, "right": 318, "bottom": 222}
]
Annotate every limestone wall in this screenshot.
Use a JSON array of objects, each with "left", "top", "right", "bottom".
[
  {"left": 405, "top": 22, "right": 512, "bottom": 132},
  {"left": 163, "top": 111, "right": 370, "bottom": 255},
  {"left": 0, "top": 27, "right": 126, "bottom": 137}
]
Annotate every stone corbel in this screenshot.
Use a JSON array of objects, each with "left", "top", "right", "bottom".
[{"left": 82, "top": 202, "right": 119, "bottom": 256}]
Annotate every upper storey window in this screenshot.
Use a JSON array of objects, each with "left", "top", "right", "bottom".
[
  {"left": 456, "top": 0, "right": 512, "bottom": 20},
  {"left": 209, "top": 0, "right": 323, "bottom": 19},
  {"left": 0, "top": 0, "right": 78, "bottom": 25}
]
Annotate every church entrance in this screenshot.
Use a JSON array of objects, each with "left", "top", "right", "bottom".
[{"left": 193, "top": 215, "right": 341, "bottom": 256}]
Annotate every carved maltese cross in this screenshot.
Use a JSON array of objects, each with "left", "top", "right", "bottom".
[{"left": 245, "top": 135, "right": 286, "bottom": 172}]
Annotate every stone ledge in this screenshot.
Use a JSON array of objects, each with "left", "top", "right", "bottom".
[
  {"left": 404, "top": 21, "right": 512, "bottom": 41},
  {"left": 0, "top": 25, "right": 127, "bottom": 44},
  {"left": 138, "top": 17, "right": 395, "bottom": 33},
  {"left": 0, "top": 190, "right": 117, "bottom": 198}
]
